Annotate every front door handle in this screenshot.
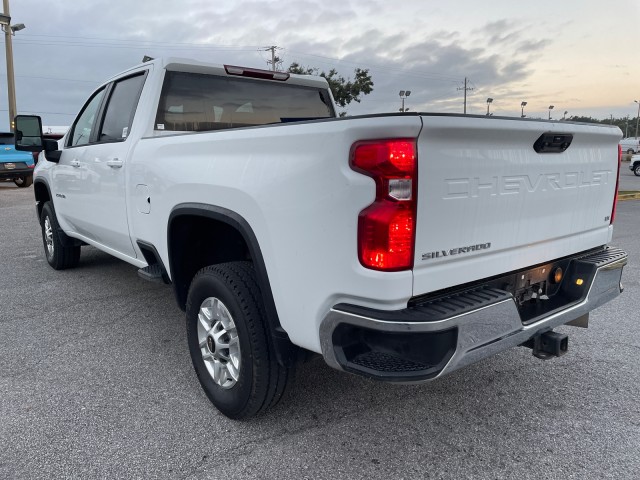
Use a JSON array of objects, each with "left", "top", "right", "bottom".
[
  {"left": 70, "top": 159, "right": 80, "bottom": 168},
  {"left": 107, "top": 158, "right": 123, "bottom": 168}
]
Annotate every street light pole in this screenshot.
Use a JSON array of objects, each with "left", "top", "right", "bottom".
[
  {"left": 486, "top": 97, "right": 493, "bottom": 116},
  {"left": 520, "top": 101, "right": 527, "bottom": 118},
  {"left": 399, "top": 90, "right": 411, "bottom": 112},
  {"left": 548, "top": 105, "right": 554, "bottom": 120},
  {"left": 2, "top": 0, "right": 16, "bottom": 131}
]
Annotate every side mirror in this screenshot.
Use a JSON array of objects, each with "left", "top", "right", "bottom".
[
  {"left": 43, "top": 139, "right": 62, "bottom": 163},
  {"left": 14, "top": 115, "right": 43, "bottom": 152}
]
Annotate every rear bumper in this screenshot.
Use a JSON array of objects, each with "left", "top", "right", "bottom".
[
  {"left": 319, "top": 247, "right": 627, "bottom": 382},
  {"left": 0, "top": 168, "right": 33, "bottom": 180}
]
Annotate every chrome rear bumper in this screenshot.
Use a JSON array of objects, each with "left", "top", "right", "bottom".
[{"left": 320, "top": 247, "right": 627, "bottom": 382}]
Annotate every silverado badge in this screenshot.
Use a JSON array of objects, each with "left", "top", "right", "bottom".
[{"left": 422, "top": 242, "right": 492, "bottom": 260}]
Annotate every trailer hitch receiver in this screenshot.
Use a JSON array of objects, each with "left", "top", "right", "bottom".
[{"left": 522, "top": 330, "right": 568, "bottom": 360}]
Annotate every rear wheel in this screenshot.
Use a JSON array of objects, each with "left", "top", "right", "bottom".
[
  {"left": 634, "top": 164, "right": 640, "bottom": 177},
  {"left": 40, "top": 201, "right": 81, "bottom": 269},
  {"left": 186, "top": 262, "right": 293, "bottom": 419},
  {"left": 627, "top": 149, "right": 635, "bottom": 154},
  {"left": 14, "top": 175, "right": 33, "bottom": 188}
]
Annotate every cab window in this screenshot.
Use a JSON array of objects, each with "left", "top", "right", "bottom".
[
  {"left": 98, "top": 73, "right": 146, "bottom": 142},
  {"left": 68, "top": 88, "right": 106, "bottom": 147}
]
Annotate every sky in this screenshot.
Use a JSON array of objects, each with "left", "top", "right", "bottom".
[{"left": 2, "top": 0, "right": 639, "bottom": 131}]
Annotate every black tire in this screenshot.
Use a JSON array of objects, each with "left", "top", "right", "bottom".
[
  {"left": 40, "top": 201, "right": 81, "bottom": 270},
  {"left": 14, "top": 175, "right": 33, "bottom": 188},
  {"left": 627, "top": 149, "right": 635, "bottom": 155},
  {"left": 186, "top": 261, "right": 293, "bottom": 420},
  {"left": 634, "top": 164, "right": 640, "bottom": 177}
]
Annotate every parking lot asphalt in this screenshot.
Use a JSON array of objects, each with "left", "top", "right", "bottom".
[
  {"left": 619, "top": 161, "right": 639, "bottom": 192},
  {"left": 1, "top": 183, "right": 639, "bottom": 479}
]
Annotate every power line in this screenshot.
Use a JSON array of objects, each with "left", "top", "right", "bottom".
[
  {"left": 11, "top": 33, "right": 463, "bottom": 84},
  {"left": 13, "top": 39, "right": 261, "bottom": 53},
  {"left": 17, "top": 33, "right": 262, "bottom": 50},
  {"left": 285, "top": 49, "right": 464, "bottom": 81},
  {"left": 0, "top": 72, "right": 99, "bottom": 84},
  {"left": 0, "top": 108, "right": 76, "bottom": 115}
]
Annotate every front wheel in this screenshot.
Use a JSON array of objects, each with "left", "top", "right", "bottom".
[
  {"left": 186, "top": 262, "right": 293, "bottom": 420},
  {"left": 40, "top": 201, "right": 81, "bottom": 269},
  {"left": 634, "top": 164, "right": 640, "bottom": 177},
  {"left": 14, "top": 175, "right": 33, "bottom": 188}
]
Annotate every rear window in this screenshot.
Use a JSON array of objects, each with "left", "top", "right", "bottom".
[{"left": 155, "top": 71, "right": 334, "bottom": 132}]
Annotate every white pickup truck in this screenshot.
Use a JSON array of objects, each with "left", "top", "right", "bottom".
[{"left": 15, "top": 58, "right": 627, "bottom": 419}]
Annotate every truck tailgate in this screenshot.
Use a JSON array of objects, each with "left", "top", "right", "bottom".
[{"left": 412, "top": 115, "right": 621, "bottom": 296}]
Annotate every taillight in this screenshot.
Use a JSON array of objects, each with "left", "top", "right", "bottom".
[
  {"left": 350, "top": 139, "right": 417, "bottom": 271},
  {"left": 611, "top": 144, "right": 621, "bottom": 224}
]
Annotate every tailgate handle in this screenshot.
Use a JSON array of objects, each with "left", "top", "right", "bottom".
[{"left": 533, "top": 132, "right": 573, "bottom": 153}]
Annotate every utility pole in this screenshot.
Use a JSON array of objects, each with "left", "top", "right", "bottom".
[
  {"left": 2, "top": 0, "right": 16, "bottom": 131},
  {"left": 263, "top": 45, "right": 282, "bottom": 72},
  {"left": 457, "top": 77, "right": 474, "bottom": 114}
]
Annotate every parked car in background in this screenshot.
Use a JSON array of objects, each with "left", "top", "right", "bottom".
[
  {"left": 36, "top": 127, "right": 69, "bottom": 165},
  {"left": 42, "top": 126, "right": 68, "bottom": 140},
  {"left": 620, "top": 137, "right": 640, "bottom": 154},
  {"left": 630, "top": 154, "right": 640, "bottom": 176},
  {"left": 0, "top": 132, "right": 35, "bottom": 187}
]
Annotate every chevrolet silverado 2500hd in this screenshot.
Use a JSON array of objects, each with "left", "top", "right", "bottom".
[{"left": 15, "top": 58, "right": 627, "bottom": 419}]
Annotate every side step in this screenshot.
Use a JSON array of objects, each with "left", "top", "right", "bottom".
[{"left": 138, "top": 264, "right": 168, "bottom": 284}]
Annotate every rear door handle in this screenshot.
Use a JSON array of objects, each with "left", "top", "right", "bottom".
[
  {"left": 70, "top": 159, "right": 80, "bottom": 168},
  {"left": 107, "top": 158, "right": 123, "bottom": 168}
]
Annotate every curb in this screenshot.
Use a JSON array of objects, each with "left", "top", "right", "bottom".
[{"left": 618, "top": 192, "right": 640, "bottom": 201}]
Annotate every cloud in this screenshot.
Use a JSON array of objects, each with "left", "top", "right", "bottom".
[{"left": 4, "top": 0, "right": 589, "bottom": 127}]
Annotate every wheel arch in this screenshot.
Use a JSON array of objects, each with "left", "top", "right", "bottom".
[
  {"left": 167, "top": 203, "right": 302, "bottom": 366},
  {"left": 33, "top": 178, "right": 52, "bottom": 218}
]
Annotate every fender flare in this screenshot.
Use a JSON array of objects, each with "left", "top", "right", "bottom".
[
  {"left": 33, "top": 177, "right": 52, "bottom": 217},
  {"left": 168, "top": 203, "right": 302, "bottom": 366}
]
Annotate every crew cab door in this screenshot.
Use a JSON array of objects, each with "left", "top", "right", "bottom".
[{"left": 53, "top": 71, "right": 147, "bottom": 258}]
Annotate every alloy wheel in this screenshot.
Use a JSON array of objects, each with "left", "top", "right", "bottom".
[
  {"left": 196, "top": 297, "right": 241, "bottom": 389},
  {"left": 44, "top": 216, "right": 54, "bottom": 259}
]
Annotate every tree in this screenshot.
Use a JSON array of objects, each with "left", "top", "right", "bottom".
[
  {"left": 288, "top": 62, "right": 374, "bottom": 112},
  {"left": 565, "top": 115, "right": 638, "bottom": 137}
]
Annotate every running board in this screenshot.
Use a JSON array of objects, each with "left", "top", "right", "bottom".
[{"left": 138, "top": 264, "right": 168, "bottom": 284}]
